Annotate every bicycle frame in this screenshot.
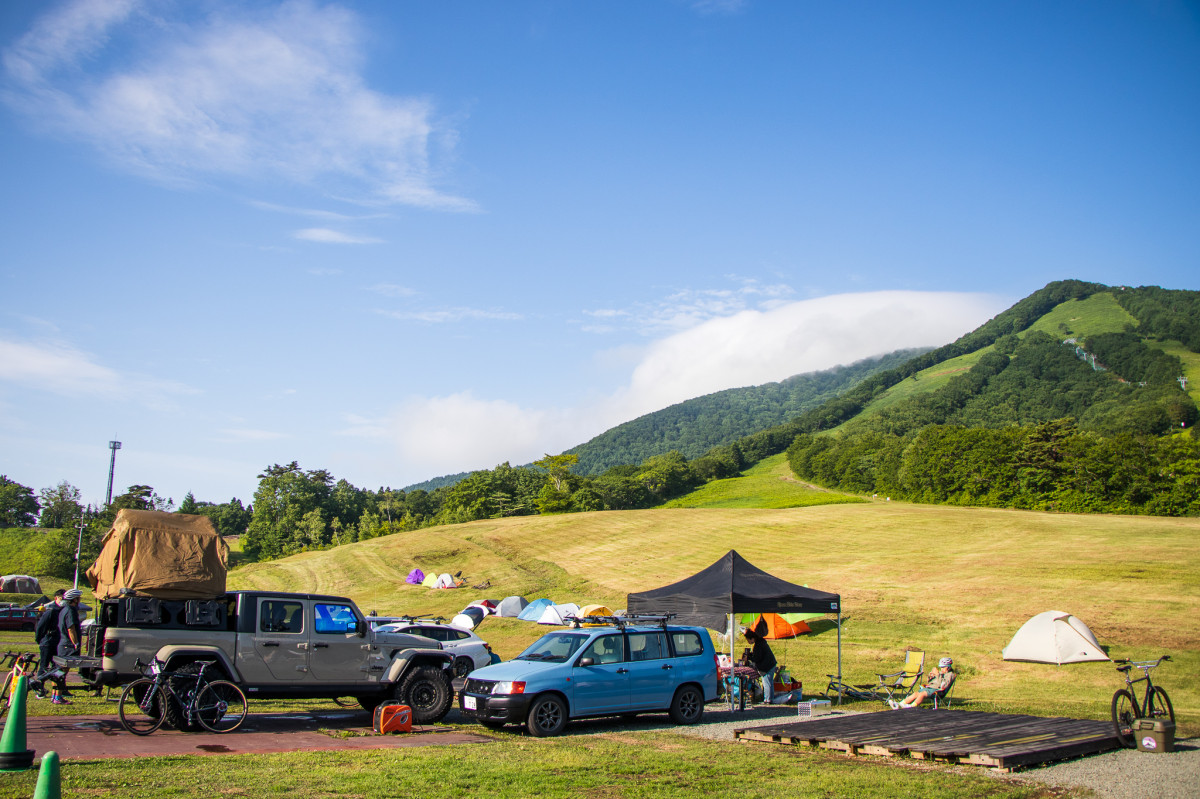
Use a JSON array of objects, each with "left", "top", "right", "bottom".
[{"left": 1117, "top": 656, "right": 1167, "bottom": 715}]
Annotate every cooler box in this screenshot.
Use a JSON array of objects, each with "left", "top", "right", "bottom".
[
  {"left": 373, "top": 703, "right": 413, "bottom": 734},
  {"left": 797, "top": 699, "right": 831, "bottom": 718},
  {"left": 1134, "top": 718, "right": 1175, "bottom": 753}
]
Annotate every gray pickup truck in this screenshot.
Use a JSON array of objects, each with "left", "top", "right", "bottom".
[{"left": 78, "top": 590, "right": 455, "bottom": 723}]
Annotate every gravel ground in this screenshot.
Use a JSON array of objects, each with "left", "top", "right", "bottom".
[{"left": 621, "top": 704, "right": 1200, "bottom": 799}]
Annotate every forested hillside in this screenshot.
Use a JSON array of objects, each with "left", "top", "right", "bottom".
[{"left": 566, "top": 349, "right": 924, "bottom": 474}]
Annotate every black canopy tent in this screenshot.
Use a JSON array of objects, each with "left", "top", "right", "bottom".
[{"left": 626, "top": 550, "right": 843, "bottom": 688}]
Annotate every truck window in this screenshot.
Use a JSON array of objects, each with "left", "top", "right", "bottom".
[
  {"left": 314, "top": 603, "right": 358, "bottom": 634},
  {"left": 260, "top": 600, "right": 304, "bottom": 633},
  {"left": 627, "top": 631, "right": 668, "bottom": 661},
  {"left": 670, "top": 630, "right": 703, "bottom": 656}
]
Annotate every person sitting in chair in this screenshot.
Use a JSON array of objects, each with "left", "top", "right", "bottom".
[
  {"left": 742, "top": 627, "right": 778, "bottom": 705},
  {"left": 890, "top": 657, "right": 955, "bottom": 709}
]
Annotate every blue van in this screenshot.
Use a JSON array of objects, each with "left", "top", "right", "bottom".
[{"left": 458, "top": 615, "right": 717, "bottom": 736}]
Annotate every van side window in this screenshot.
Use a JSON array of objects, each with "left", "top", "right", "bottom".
[
  {"left": 670, "top": 631, "right": 703, "bottom": 656},
  {"left": 260, "top": 601, "right": 304, "bottom": 633},
  {"left": 581, "top": 634, "right": 625, "bottom": 665},
  {"left": 627, "top": 631, "right": 668, "bottom": 661}
]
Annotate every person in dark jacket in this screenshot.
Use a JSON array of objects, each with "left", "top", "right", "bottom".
[
  {"left": 743, "top": 627, "right": 778, "bottom": 704},
  {"left": 33, "top": 589, "right": 66, "bottom": 699},
  {"left": 53, "top": 588, "right": 84, "bottom": 704}
]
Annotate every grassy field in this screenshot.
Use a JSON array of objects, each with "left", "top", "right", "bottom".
[
  {"left": 3, "top": 463, "right": 1195, "bottom": 798},
  {"left": 663, "top": 453, "right": 865, "bottom": 509}
]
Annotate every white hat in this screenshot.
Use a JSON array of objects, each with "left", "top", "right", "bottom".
[{"left": 64, "top": 589, "right": 83, "bottom": 601}]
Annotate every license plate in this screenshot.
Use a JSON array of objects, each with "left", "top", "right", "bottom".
[{"left": 464, "top": 695, "right": 477, "bottom": 710}]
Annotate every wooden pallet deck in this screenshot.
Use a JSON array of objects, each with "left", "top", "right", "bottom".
[{"left": 734, "top": 709, "right": 1120, "bottom": 772}]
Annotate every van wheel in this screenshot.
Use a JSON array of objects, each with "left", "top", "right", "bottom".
[
  {"left": 670, "top": 685, "right": 704, "bottom": 725},
  {"left": 526, "top": 694, "right": 566, "bottom": 737},
  {"left": 453, "top": 656, "right": 474, "bottom": 678}
]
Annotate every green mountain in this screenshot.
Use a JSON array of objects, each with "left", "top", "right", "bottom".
[{"left": 566, "top": 349, "right": 926, "bottom": 475}]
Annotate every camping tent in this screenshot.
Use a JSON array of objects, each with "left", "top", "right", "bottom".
[
  {"left": 405, "top": 568, "right": 425, "bottom": 585},
  {"left": 452, "top": 605, "right": 487, "bottom": 630},
  {"left": 517, "top": 598, "right": 553, "bottom": 621},
  {"left": 1002, "top": 611, "right": 1110, "bottom": 664},
  {"left": 577, "top": 603, "right": 614, "bottom": 626},
  {"left": 421, "top": 572, "right": 439, "bottom": 588},
  {"left": 741, "top": 612, "right": 811, "bottom": 639},
  {"left": 424, "top": 573, "right": 456, "bottom": 589},
  {"left": 0, "top": 575, "right": 41, "bottom": 594},
  {"left": 626, "top": 550, "right": 843, "bottom": 685},
  {"left": 496, "top": 596, "right": 528, "bottom": 617},
  {"left": 86, "top": 509, "right": 229, "bottom": 600},
  {"left": 537, "top": 602, "right": 581, "bottom": 625}
]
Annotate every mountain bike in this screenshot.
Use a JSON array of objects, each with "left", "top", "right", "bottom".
[
  {"left": 118, "top": 657, "right": 248, "bottom": 735},
  {"left": 1111, "top": 655, "right": 1174, "bottom": 748}
]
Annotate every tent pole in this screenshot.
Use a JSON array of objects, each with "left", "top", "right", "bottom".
[{"left": 836, "top": 608, "right": 843, "bottom": 706}]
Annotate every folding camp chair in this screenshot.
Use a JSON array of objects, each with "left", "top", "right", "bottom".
[
  {"left": 932, "top": 672, "right": 956, "bottom": 709},
  {"left": 874, "top": 649, "right": 925, "bottom": 703}
]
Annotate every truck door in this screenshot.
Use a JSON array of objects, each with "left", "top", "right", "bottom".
[
  {"left": 308, "top": 601, "right": 370, "bottom": 683},
  {"left": 252, "top": 599, "right": 308, "bottom": 681}
]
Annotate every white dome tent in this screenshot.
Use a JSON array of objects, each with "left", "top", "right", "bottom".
[{"left": 1002, "top": 610, "right": 1111, "bottom": 665}]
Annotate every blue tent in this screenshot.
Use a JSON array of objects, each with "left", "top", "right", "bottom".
[{"left": 517, "top": 597, "right": 553, "bottom": 621}]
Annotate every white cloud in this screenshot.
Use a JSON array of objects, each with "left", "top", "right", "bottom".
[
  {"left": 373, "top": 291, "right": 1008, "bottom": 477},
  {"left": 3, "top": 0, "right": 475, "bottom": 210},
  {"left": 375, "top": 307, "right": 523, "bottom": 323},
  {"left": 369, "top": 283, "right": 417, "bottom": 298},
  {"left": 294, "top": 228, "right": 383, "bottom": 245},
  {"left": 0, "top": 336, "right": 197, "bottom": 409}
]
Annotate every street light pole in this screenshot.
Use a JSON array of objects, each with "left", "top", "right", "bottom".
[{"left": 105, "top": 440, "right": 122, "bottom": 507}]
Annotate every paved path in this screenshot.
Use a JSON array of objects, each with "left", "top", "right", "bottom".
[{"left": 23, "top": 710, "right": 491, "bottom": 761}]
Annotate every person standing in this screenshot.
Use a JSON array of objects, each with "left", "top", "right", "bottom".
[
  {"left": 33, "top": 589, "right": 66, "bottom": 699},
  {"left": 743, "top": 627, "right": 778, "bottom": 705},
  {"left": 53, "top": 588, "right": 84, "bottom": 704}
]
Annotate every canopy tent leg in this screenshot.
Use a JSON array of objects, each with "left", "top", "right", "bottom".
[{"left": 836, "top": 608, "right": 843, "bottom": 706}]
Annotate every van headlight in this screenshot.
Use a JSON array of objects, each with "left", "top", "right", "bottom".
[{"left": 492, "top": 681, "right": 526, "bottom": 695}]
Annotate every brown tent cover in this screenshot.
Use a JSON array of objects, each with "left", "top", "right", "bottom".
[{"left": 86, "top": 509, "right": 229, "bottom": 600}]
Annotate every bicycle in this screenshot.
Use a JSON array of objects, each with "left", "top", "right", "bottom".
[
  {"left": 118, "top": 657, "right": 248, "bottom": 735},
  {"left": 0, "top": 651, "right": 39, "bottom": 719},
  {"left": 1111, "top": 655, "right": 1174, "bottom": 748}
]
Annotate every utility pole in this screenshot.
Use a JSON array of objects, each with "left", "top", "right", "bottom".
[
  {"left": 73, "top": 520, "right": 87, "bottom": 589},
  {"left": 105, "top": 440, "right": 122, "bottom": 506}
]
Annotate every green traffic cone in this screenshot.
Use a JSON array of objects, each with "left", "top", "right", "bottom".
[
  {"left": 33, "top": 751, "right": 61, "bottom": 799},
  {"left": 0, "top": 675, "right": 36, "bottom": 771}
]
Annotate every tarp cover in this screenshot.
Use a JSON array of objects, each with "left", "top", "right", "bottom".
[
  {"left": 86, "top": 509, "right": 229, "bottom": 600},
  {"left": 626, "top": 550, "right": 840, "bottom": 630},
  {"left": 1002, "top": 610, "right": 1110, "bottom": 664},
  {"left": 0, "top": 575, "right": 41, "bottom": 594}
]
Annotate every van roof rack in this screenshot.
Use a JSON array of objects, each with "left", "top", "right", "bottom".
[{"left": 564, "top": 613, "right": 675, "bottom": 630}]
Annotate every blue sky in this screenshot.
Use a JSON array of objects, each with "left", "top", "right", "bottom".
[{"left": 2, "top": 0, "right": 1197, "bottom": 508}]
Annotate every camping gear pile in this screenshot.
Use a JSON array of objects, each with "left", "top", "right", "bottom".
[{"left": 86, "top": 509, "right": 229, "bottom": 599}]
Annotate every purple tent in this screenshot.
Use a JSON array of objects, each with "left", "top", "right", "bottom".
[{"left": 405, "top": 568, "right": 425, "bottom": 585}]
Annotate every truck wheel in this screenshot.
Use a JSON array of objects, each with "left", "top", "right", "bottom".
[
  {"left": 357, "top": 696, "right": 382, "bottom": 715},
  {"left": 526, "top": 694, "right": 566, "bottom": 737},
  {"left": 170, "top": 661, "right": 229, "bottom": 731},
  {"left": 397, "top": 666, "right": 453, "bottom": 723}
]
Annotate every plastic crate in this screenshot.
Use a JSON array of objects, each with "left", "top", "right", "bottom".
[
  {"left": 797, "top": 699, "right": 831, "bottom": 717},
  {"left": 1134, "top": 718, "right": 1175, "bottom": 753}
]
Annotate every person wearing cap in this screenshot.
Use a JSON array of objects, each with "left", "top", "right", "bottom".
[
  {"left": 890, "top": 657, "right": 955, "bottom": 709},
  {"left": 33, "top": 589, "right": 67, "bottom": 699},
  {"left": 53, "top": 588, "right": 85, "bottom": 704}
]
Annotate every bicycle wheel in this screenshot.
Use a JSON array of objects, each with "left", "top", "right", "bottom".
[
  {"left": 193, "top": 680, "right": 247, "bottom": 733},
  {"left": 1111, "top": 689, "right": 1138, "bottom": 748},
  {"left": 119, "top": 679, "right": 168, "bottom": 735},
  {"left": 1147, "top": 686, "right": 1175, "bottom": 725}
]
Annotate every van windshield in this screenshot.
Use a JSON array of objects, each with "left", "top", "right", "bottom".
[{"left": 517, "top": 632, "right": 588, "bottom": 662}]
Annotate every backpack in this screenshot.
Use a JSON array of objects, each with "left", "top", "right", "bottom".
[{"left": 35, "top": 603, "right": 63, "bottom": 643}]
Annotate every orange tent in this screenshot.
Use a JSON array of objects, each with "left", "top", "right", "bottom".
[{"left": 746, "top": 612, "right": 811, "bottom": 640}]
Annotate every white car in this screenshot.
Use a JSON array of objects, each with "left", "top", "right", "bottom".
[{"left": 375, "top": 621, "right": 494, "bottom": 677}]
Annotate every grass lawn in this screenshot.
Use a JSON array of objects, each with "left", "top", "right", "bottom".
[
  {"left": 663, "top": 454, "right": 866, "bottom": 509},
  {"left": 0, "top": 727, "right": 1069, "bottom": 799}
]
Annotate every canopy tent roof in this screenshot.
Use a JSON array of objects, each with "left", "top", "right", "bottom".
[{"left": 625, "top": 550, "right": 840, "bottom": 631}]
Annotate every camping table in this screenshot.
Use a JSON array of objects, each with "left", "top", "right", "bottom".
[{"left": 719, "top": 665, "right": 760, "bottom": 711}]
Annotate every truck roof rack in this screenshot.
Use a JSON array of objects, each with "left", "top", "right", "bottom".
[{"left": 564, "top": 613, "right": 675, "bottom": 630}]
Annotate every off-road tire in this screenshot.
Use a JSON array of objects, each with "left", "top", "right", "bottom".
[
  {"left": 525, "top": 694, "right": 567, "bottom": 737},
  {"left": 669, "top": 684, "right": 704, "bottom": 725},
  {"left": 168, "top": 662, "right": 226, "bottom": 731},
  {"left": 396, "top": 665, "right": 454, "bottom": 723}
]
